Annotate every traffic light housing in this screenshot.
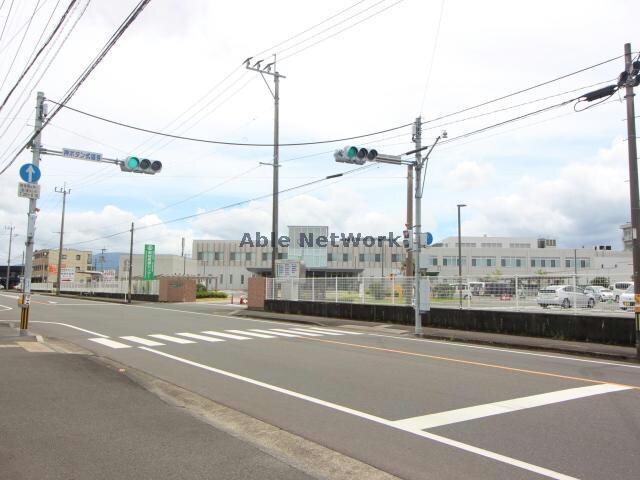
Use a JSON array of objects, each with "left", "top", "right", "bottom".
[
  {"left": 120, "top": 156, "right": 162, "bottom": 174},
  {"left": 334, "top": 145, "right": 378, "bottom": 165}
]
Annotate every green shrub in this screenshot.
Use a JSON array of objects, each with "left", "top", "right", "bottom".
[
  {"left": 432, "top": 283, "right": 454, "bottom": 299},
  {"left": 197, "top": 283, "right": 207, "bottom": 292},
  {"left": 196, "top": 290, "right": 228, "bottom": 298}
]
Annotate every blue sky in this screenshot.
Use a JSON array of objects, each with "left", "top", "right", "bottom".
[{"left": 0, "top": 0, "right": 638, "bottom": 263}]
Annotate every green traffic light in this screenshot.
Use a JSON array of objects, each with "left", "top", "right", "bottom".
[
  {"left": 127, "top": 156, "right": 139, "bottom": 169},
  {"left": 346, "top": 146, "right": 358, "bottom": 158}
]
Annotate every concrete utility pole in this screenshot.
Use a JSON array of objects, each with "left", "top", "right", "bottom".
[
  {"left": 20, "top": 91, "right": 44, "bottom": 334},
  {"left": 100, "top": 247, "right": 106, "bottom": 272},
  {"left": 406, "top": 165, "right": 414, "bottom": 276},
  {"left": 622, "top": 42, "right": 640, "bottom": 358},
  {"left": 5, "top": 224, "right": 15, "bottom": 289},
  {"left": 54, "top": 184, "right": 70, "bottom": 296},
  {"left": 457, "top": 204, "right": 466, "bottom": 309},
  {"left": 245, "top": 55, "right": 285, "bottom": 278},
  {"left": 413, "top": 117, "right": 423, "bottom": 334},
  {"left": 128, "top": 222, "right": 134, "bottom": 303},
  {"left": 181, "top": 237, "right": 186, "bottom": 275}
]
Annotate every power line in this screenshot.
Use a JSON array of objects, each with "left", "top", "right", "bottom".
[
  {"left": 419, "top": 0, "right": 445, "bottom": 114},
  {"left": 0, "top": 0, "right": 15, "bottom": 48},
  {"left": 0, "top": 0, "right": 152, "bottom": 176}
]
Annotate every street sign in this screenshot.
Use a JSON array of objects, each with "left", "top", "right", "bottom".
[
  {"left": 425, "top": 232, "right": 433, "bottom": 246},
  {"left": 19, "top": 163, "right": 40, "bottom": 183},
  {"left": 60, "top": 267, "right": 75, "bottom": 283},
  {"left": 62, "top": 148, "right": 103, "bottom": 162},
  {"left": 143, "top": 244, "right": 155, "bottom": 280},
  {"left": 18, "top": 182, "right": 40, "bottom": 199}
]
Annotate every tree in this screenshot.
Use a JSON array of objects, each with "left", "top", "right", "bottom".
[{"left": 590, "top": 276, "right": 609, "bottom": 288}]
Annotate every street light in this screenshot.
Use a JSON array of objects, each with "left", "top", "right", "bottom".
[{"left": 457, "top": 204, "right": 466, "bottom": 309}]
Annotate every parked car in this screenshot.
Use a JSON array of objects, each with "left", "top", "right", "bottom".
[
  {"left": 619, "top": 284, "right": 635, "bottom": 311},
  {"left": 583, "top": 285, "right": 614, "bottom": 302},
  {"left": 449, "top": 283, "right": 470, "bottom": 300},
  {"left": 536, "top": 285, "right": 596, "bottom": 309},
  {"left": 611, "top": 281, "right": 633, "bottom": 303}
]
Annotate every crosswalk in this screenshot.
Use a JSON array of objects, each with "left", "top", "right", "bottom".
[{"left": 89, "top": 326, "right": 362, "bottom": 350}]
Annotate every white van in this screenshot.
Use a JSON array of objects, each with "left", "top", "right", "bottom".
[{"left": 611, "top": 281, "right": 633, "bottom": 302}]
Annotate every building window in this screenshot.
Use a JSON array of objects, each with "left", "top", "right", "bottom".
[
  {"left": 230, "top": 252, "right": 238, "bottom": 261},
  {"left": 277, "top": 252, "right": 288, "bottom": 260},
  {"left": 61, "top": 254, "right": 67, "bottom": 260},
  {"left": 214, "top": 252, "right": 223, "bottom": 261},
  {"left": 197, "top": 252, "right": 204, "bottom": 260},
  {"left": 245, "top": 252, "right": 252, "bottom": 261},
  {"left": 327, "top": 253, "right": 334, "bottom": 262},
  {"left": 359, "top": 253, "right": 365, "bottom": 262},
  {"left": 509, "top": 243, "right": 531, "bottom": 248},
  {"left": 76, "top": 255, "right": 81, "bottom": 260},
  {"left": 230, "top": 274, "right": 233, "bottom": 284},
  {"left": 444, "top": 256, "right": 466, "bottom": 266},
  {"left": 342, "top": 253, "right": 349, "bottom": 262},
  {"left": 566, "top": 259, "right": 571, "bottom": 268},
  {"left": 472, "top": 256, "right": 495, "bottom": 267},
  {"left": 374, "top": 253, "right": 381, "bottom": 262},
  {"left": 241, "top": 275, "right": 245, "bottom": 285},
  {"left": 391, "top": 253, "right": 401, "bottom": 262},
  {"left": 262, "top": 252, "right": 269, "bottom": 261},
  {"left": 480, "top": 242, "right": 502, "bottom": 248},
  {"left": 531, "top": 259, "right": 535, "bottom": 267},
  {"left": 220, "top": 274, "right": 223, "bottom": 284}
]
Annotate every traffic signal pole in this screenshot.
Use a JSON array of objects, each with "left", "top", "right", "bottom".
[
  {"left": 54, "top": 184, "right": 70, "bottom": 296},
  {"left": 622, "top": 43, "right": 640, "bottom": 359},
  {"left": 20, "top": 91, "right": 44, "bottom": 334},
  {"left": 413, "top": 117, "right": 423, "bottom": 334}
]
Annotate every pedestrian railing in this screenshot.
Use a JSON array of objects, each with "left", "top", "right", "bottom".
[{"left": 31, "top": 280, "right": 159, "bottom": 296}]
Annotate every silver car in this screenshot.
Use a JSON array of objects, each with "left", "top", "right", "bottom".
[
  {"left": 537, "top": 285, "right": 596, "bottom": 309},
  {"left": 619, "top": 284, "right": 635, "bottom": 311},
  {"left": 583, "top": 285, "right": 614, "bottom": 302}
]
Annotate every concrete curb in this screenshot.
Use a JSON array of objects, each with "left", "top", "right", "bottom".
[{"left": 234, "top": 310, "right": 639, "bottom": 363}]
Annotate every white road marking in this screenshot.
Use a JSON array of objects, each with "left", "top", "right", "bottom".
[
  {"left": 272, "top": 328, "right": 322, "bottom": 337},
  {"left": 120, "top": 336, "right": 165, "bottom": 347},
  {"left": 177, "top": 332, "right": 225, "bottom": 343},
  {"left": 0, "top": 304, "right": 12, "bottom": 311},
  {"left": 366, "top": 333, "right": 640, "bottom": 370},
  {"left": 31, "top": 321, "right": 109, "bottom": 338},
  {"left": 306, "top": 327, "right": 363, "bottom": 335},
  {"left": 226, "top": 329, "right": 275, "bottom": 339},
  {"left": 89, "top": 338, "right": 131, "bottom": 349},
  {"left": 392, "top": 383, "right": 633, "bottom": 431},
  {"left": 149, "top": 334, "right": 196, "bottom": 344},
  {"left": 291, "top": 327, "right": 343, "bottom": 336},
  {"left": 139, "top": 347, "right": 579, "bottom": 480},
  {"left": 201, "top": 331, "right": 251, "bottom": 340},
  {"left": 251, "top": 329, "right": 301, "bottom": 338},
  {"left": 48, "top": 301, "right": 57, "bottom": 304}
]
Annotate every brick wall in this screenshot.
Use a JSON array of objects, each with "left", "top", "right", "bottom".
[
  {"left": 248, "top": 277, "right": 266, "bottom": 309},
  {"left": 158, "top": 277, "right": 196, "bottom": 302}
]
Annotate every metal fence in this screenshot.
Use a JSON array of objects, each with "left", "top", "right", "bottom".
[
  {"left": 31, "top": 279, "right": 159, "bottom": 296},
  {"left": 266, "top": 275, "right": 634, "bottom": 315}
]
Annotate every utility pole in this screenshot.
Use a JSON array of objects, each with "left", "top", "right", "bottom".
[
  {"left": 181, "top": 237, "right": 186, "bottom": 275},
  {"left": 457, "top": 204, "right": 466, "bottom": 309},
  {"left": 622, "top": 42, "right": 640, "bottom": 358},
  {"left": 4, "top": 224, "right": 15, "bottom": 289},
  {"left": 100, "top": 247, "right": 106, "bottom": 272},
  {"left": 20, "top": 91, "right": 44, "bottom": 335},
  {"left": 406, "top": 165, "right": 414, "bottom": 276},
  {"left": 245, "top": 55, "right": 285, "bottom": 278},
  {"left": 413, "top": 117, "right": 423, "bottom": 334},
  {"left": 128, "top": 222, "right": 134, "bottom": 303},
  {"left": 54, "top": 184, "right": 70, "bottom": 296}
]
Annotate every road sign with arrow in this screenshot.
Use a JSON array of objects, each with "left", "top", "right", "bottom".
[{"left": 19, "top": 163, "right": 41, "bottom": 183}]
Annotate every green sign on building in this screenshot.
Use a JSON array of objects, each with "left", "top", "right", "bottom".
[{"left": 143, "top": 244, "right": 155, "bottom": 280}]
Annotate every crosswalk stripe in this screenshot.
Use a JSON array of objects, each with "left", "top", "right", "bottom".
[
  {"left": 201, "top": 331, "right": 251, "bottom": 340},
  {"left": 226, "top": 329, "right": 275, "bottom": 339},
  {"left": 306, "top": 327, "right": 362, "bottom": 335},
  {"left": 149, "top": 334, "right": 196, "bottom": 344},
  {"left": 272, "top": 328, "right": 322, "bottom": 337},
  {"left": 120, "top": 336, "right": 164, "bottom": 346},
  {"left": 89, "top": 338, "right": 131, "bottom": 349},
  {"left": 291, "top": 328, "right": 343, "bottom": 336},
  {"left": 251, "top": 329, "right": 301, "bottom": 338},
  {"left": 177, "top": 332, "right": 226, "bottom": 342}
]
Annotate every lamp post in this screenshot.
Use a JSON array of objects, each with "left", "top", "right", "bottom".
[{"left": 457, "top": 204, "right": 466, "bottom": 308}]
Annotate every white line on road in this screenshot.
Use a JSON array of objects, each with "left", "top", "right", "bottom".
[
  {"left": 306, "top": 327, "right": 363, "bottom": 335},
  {"left": 31, "top": 321, "right": 109, "bottom": 338},
  {"left": 201, "top": 331, "right": 251, "bottom": 340},
  {"left": 120, "top": 336, "right": 165, "bottom": 347},
  {"left": 89, "top": 338, "right": 131, "bottom": 349},
  {"left": 0, "top": 304, "right": 12, "bottom": 311},
  {"left": 271, "top": 328, "right": 322, "bottom": 337},
  {"left": 177, "top": 332, "right": 226, "bottom": 342},
  {"left": 392, "top": 383, "right": 633, "bottom": 431},
  {"left": 149, "top": 334, "right": 196, "bottom": 344},
  {"left": 139, "top": 347, "right": 579, "bottom": 480},
  {"left": 226, "top": 329, "right": 275, "bottom": 338},
  {"left": 290, "top": 328, "right": 343, "bottom": 336},
  {"left": 251, "top": 329, "right": 301, "bottom": 338}
]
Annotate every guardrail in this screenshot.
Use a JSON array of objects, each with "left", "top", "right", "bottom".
[
  {"left": 31, "top": 280, "right": 159, "bottom": 296},
  {"left": 266, "top": 275, "right": 633, "bottom": 315}
]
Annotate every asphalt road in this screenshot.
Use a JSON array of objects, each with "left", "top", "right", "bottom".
[{"left": 1, "top": 293, "right": 639, "bottom": 480}]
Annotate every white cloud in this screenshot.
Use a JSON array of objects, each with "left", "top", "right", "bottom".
[{"left": 446, "top": 160, "right": 495, "bottom": 191}]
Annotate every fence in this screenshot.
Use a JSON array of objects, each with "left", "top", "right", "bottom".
[
  {"left": 31, "top": 279, "right": 160, "bottom": 296},
  {"left": 266, "top": 275, "right": 633, "bottom": 315}
]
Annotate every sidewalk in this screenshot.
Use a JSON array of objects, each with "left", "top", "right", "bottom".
[
  {"left": 0, "top": 339, "right": 315, "bottom": 480},
  {"left": 235, "top": 310, "right": 638, "bottom": 362}
]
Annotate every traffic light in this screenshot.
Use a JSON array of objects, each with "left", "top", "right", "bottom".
[
  {"left": 334, "top": 145, "right": 378, "bottom": 165},
  {"left": 120, "top": 156, "right": 162, "bottom": 174},
  {"left": 403, "top": 229, "right": 411, "bottom": 250}
]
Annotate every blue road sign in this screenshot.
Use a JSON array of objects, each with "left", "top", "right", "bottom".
[
  {"left": 19, "top": 163, "right": 40, "bottom": 183},
  {"left": 425, "top": 232, "right": 433, "bottom": 246}
]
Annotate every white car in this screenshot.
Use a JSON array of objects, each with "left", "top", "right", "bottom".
[
  {"left": 584, "top": 285, "right": 614, "bottom": 302},
  {"left": 611, "top": 281, "right": 633, "bottom": 303},
  {"left": 536, "top": 285, "right": 596, "bottom": 309},
  {"left": 619, "top": 284, "right": 635, "bottom": 311}
]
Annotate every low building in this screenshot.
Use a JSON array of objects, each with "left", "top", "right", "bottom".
[
  {"left": 118, "top": 254, "right": 199, "bottom": 279},
  {"left": 31, "top": 248, "right": 93, "bottom": 284}
]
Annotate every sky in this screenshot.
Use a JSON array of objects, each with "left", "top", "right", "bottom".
[{"left": 0, "top": 0, "right": 638, "bottom": 264}]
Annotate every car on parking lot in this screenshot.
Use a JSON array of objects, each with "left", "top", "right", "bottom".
[
  {"left": 619, "top": 284, "right": 635, "bottom": 310},
  {"left": 583, "top": 285, "right": 614, "bottom": 302},
  {"left": 536, "top": 285, "right": 596, "bottom": 309},
  {"left": 610, "top": 281, "right": 633, "bottom": 303}
]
